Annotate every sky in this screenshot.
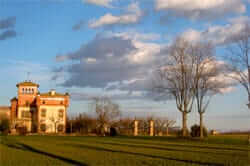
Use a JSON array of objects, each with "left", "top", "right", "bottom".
[{"left": 0, "top": 0, "right": 250, "bottom": 131}]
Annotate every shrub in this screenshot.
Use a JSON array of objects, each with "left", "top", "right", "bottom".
[
  {"left": 190, "top": 124, "right": 208, "bottom": 137},
  {"left": 110, "top": 127, "right": 117, "bottom": 136},
  {"left": 0, "top": 119, "right": 10, "bottom": 135}
]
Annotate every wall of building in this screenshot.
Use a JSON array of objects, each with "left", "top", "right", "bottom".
[
  {"left": 38, "top": 105, "right": 66, "bottom": 133},
  {"left": 17, "top": 106, "right": 37, "bottom": 132}
]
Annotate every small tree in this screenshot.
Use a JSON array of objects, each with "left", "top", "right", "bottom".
[
  {"left": 49, "top": 116, "right": 63, "bottom": 133},
  {"left": 155, "top": 117, "right": 176, "bottom": 136},
  {"left": 0, "top": 118, "right": 10, "bottom": 135},
  {"left": 92, "top": 97, "right": 121, "bottom": 136}
]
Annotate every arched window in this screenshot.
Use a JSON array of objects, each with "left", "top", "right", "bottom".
[
  {"left": 57, "top": 125, "right": 64, "bottom": 132},
  {"left": 22, "top": 88, "right": 25, "bottom": 94},
  {"left": 40, "top": 124, "right": 46, "bottom": 132},
  {"left": 58, "top": 109, "right": 64, "bottom": 118},
  {"left": 32, "top": 88, "right": 34, "bottom": 94}
]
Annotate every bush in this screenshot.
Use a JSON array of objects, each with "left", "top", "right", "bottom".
[
  {"left": 110, "top": 127, "right": 117, "bottom": 136},
  {"left": 190, "top": 124, "right": 208, "bottom": 137},
  {"left": 0, "top": 119, "right": 10, "bottom": 135}
]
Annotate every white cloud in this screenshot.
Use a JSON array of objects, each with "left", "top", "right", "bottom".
[
  {"left": 83, "top": 0, "right": 114, "bottom": 8},
  {"left": 155, "top": 0, "right": 246, "bottom": 20},
  {"left": 180, "top": 16, "right": 250, "bottom": 45},
  {"left": 89, "top": 2, "right": 143, "bottom": 28},
  {"left": 54, "top": 31, "right": 163, "bottom": 94},
  {"left": 113, "top": 30, "right": 161, "bottom": 41}
]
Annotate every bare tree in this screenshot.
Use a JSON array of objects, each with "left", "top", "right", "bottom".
[
  {"left": 192, "top": 42, "right": 224, "bottom": 139},
  {"left": 155, "top": 117, "right": 176, "bottom": 136},
  {"left": 225, "top": 23, "right": 250, "bottom": 108},
  {"left": 153, "top": 37, "right": 196, "bottom": 136},
  {"left": 49, "top": 116, "right": 63, "bottom": 133},
  {"left": 92, "top": 97, "right": 121, "bottom": 136}
]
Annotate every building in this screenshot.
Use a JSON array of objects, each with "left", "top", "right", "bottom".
[
  {"left": 9, "top": 81, "right": 70, "bottom": 133},
  {"left": 0, "top": 106, "right": 10, "bottom": 120}
]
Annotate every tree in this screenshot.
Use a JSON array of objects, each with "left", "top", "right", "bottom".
[
  {"left": 155, "top": 117, "right": 176, "bottom": 136},
  {"left": 192, "top": 42, "right": 224, "bottom": 139},
  {"left": 225, "top": 23, "right": 250, "bottom": 108},
  {"left": 92, "top": 97, "right": 121, "bottom": 136},
  {"left": 49, "top": 116, "right": 63, "bottom": 133},
  {"left": 0, "top": 118, "right": 10, "bottom": 135},
  {"left": 153, "top": 37, "right": 196, "bottom": 136}
]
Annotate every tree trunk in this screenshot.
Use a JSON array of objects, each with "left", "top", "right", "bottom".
[
  {"left": 182, "top": 112, "right": 187, "bottom": 136},
  {"left": 200, "top": 112, "right": 204, "bottom": 139},
  {"left": 166, "top": 126, "right": 169, "bottom": 136}
]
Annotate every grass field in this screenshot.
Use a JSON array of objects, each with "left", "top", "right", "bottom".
[{"left": 0, "top": 135, "right": 249, "bottom": 166}]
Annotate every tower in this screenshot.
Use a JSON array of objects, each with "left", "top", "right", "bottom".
[{"left": 16, "top": 81, "right": 39, "bottom": 106}]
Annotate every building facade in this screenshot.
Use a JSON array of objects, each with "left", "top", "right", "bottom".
[{"left": 10, "top": 81, "right": 69, "bottom": 133}]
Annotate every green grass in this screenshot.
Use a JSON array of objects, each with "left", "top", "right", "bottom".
[{"left": 0, "top": 135, "right": 249, "bottom": 166}]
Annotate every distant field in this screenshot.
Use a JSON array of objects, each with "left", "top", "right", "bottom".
[{"left": 0, "top": 135, "right": 249, "bottom": 166}]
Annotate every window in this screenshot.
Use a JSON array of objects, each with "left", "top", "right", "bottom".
[
  {"left": 58, "top": 109, "right": 64, "bottom": 118},
  {"left": 57, "top": 125, "right": 64, "bottom": 132},
  {"left": 40, "top": 124, "right": 46, "bottom": 132},
  {"left": 21, "top": 111, "right": 31, "bottom": 118},
  {"left": 32, "top": 88, "right": 34, "bottom": 94},
  {"left": 41, "top": 109, "right": 46, "bottom": 118}
]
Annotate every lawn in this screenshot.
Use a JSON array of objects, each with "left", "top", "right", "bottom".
[{"left": 0, "top": 135, "right": 249, "bottom": 166}]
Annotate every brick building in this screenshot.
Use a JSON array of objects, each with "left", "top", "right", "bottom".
[{"left": 9, "top": 81, "right": 70, "bottom": 133}]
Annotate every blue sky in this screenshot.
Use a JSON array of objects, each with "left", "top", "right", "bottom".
[{"left": 1, "top": 0, "right": 250, "bottom": 131}]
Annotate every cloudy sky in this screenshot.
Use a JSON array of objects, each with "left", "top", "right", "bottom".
[{"left": 1, "top": 0, "right": 250, "bottom": 131}]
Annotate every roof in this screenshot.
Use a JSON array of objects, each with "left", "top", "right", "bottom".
[
  {"left": 16, "top": 81, "right": 39, "bottom": 87},
  {"left": 39, "top": 92, "right": 69, "bottom": 97}
]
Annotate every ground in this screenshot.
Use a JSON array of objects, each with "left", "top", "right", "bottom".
[{"left": 0, "top": 135, "right": 249, "bottom": 166}]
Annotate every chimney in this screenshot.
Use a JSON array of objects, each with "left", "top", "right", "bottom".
[{"left": 50, "top": 89, "right": 56, "bottom": 96}]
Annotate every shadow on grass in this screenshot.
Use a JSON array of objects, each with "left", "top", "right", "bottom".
[
  {"left": 109, "top": 140, "right": 250, "bottom": 152},
  {"left": 113, "top": 136, "right": 250, "bottom": 152},
  {"left": 117, "top": 135, "right": 250, "bottom": 146},
  {"left": 93, "top": 141, "right": 248, "bottom": 158},
  {"left": 5, "top": 142, "right": 87, "bottom": 166},
  {"left": 69, "top": 143, "right": 224, "bottom": 166}
]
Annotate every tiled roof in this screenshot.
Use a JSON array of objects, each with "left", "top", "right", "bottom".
[
  {"left": 39, "top": 92, "right": 69, "bottom": 97},
  {"left": 16, "top": 81, "right": 39, "bottom": 87}
]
